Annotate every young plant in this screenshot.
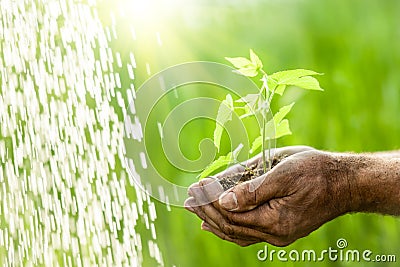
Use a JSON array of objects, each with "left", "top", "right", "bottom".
[{"left": 200, "top": 49, "right": 323, "bottom": 178}]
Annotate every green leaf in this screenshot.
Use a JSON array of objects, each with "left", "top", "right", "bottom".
[
  {"left": 269, "top": 69, "right": 323, "bottom": 95},
  {"left": 250, "top": 119, "right": 293, "bottom": 154},
  {"left": 225, "top": 57, "right": 252, "bottom": 69},
  {"left": 199, "top": 144, "right": 243, "bottom": 178},
  {"left": 226, "top": 51, "right": 262, "bottom": 77},
  {"left": 266, "top": 77, "right": 278, "bottom": 91},
  {"left": 232, "top": 143, "right": 244, "bottom": 160},
  {"left": 273, "top": 103, "right": 295, "bottom": 125},
  {"left": 213, "top": 126, "right": 223, "bottom": 152},
  {"left": 199, "top": 152, "right": 235, "bottom": 178},
  {"left": 249, "top": 49, "right": 263, "bottom": 70},
  {"left": 250, "top": 136, "right": 262, "bottom": 154},
  {"left": 270, "top": 69, "right": 322, "bottom": 83},
  {"left": 275, "top": 84, "right": 287, "bottom": 95},
  {"left": 235, "top": 67, "right": 258, "bottom": 77},
  {"left": 225, "top": 94, "right": 234, "bottom": 109},
  {"left": 275, "top": 119, "right": 292, "bottom": 139},
  {"left": 286, "top": 76, "right": 324, "bottom": 91},
  {"left": 213, "top": 94, "right": 234, "bottom": 151},
  {"left": 263, "top": 118, "right": 292, "bottom": 140},
  {"left": 235, "top": 93, "right": 259, "bottom": 104},
  {"left": 264, "top": 119, "right": 275, "bottom": 139},
  {"left": 239, "top": 106, "right": 253, "bottom": 119},
  {"left": 250, "top": 103, "right": 294, "bottom": 153},
  {"left": 236, "top": 93, "right": 259, "bottom": 118}
]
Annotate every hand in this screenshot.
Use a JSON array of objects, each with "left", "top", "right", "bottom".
[
  {"left": 184, "top": 145, "right": 315, "bottom": 207},
  {"left": 216, "top": 145, "right": 315, "bottom": 186},
  {"left": 185, "top": 148, "right": 355, "bottom": 247}
]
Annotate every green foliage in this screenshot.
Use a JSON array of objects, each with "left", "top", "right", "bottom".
[
  {"left": 213, "top": 94, "right": 234, "bottom": 151},
  {"left": 199, "top": 152, "right": 235, "bottom": 178},
  {"left": 129, "top": 1, "right": 400, "bottom": 266},
  {"left": 273, "top": 102, "right": 295, "bottom": 125},
  {"left": 225, "top": 49, "right": 262, "bottom": 77},
  {"left": 269, "top": 69, "right": 323, "bottom": 95},
  {"left": 199, "top": 144, "right": 243, "bottom": 178},
  {"left": 235, "top": 93, "right": 261, "bottom": 119},
  {"left": 250, "top": 103, "right": 294, "bottom": 153},
  {"left": 203, "top": 50, "right": 323, "bottom": 177}
]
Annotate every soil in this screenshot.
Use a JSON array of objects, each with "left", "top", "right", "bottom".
[{"left": 218, "top": 154, "right": 288, "bottom": 191}]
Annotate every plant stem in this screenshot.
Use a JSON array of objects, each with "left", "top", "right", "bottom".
[
  {"left": 261, "top": 117, "right": 267, "bottom": 173},
  {"left": 260, "top": 71, "right": 269, "bottom": 173},
  {"left": 268, "top": 138, "right": 272, "bottom": 170},
  {"left": 260, "top": 70, "right": 275, "bottom": 173}
]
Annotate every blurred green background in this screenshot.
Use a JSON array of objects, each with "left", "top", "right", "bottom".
[{"left": 105, "top": 0, "right": 400, "bottom": 266}]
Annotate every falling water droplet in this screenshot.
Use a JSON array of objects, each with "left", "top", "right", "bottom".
[{"left": 0, "top": 0, "right": 164, "bottom": 266}]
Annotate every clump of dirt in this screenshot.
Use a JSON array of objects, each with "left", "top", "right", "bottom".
[{"left": 218, "top": 155, "right": 287, "bottom": 191}]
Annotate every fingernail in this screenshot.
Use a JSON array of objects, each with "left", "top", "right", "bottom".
[
  {"left": 199, "top": 178, "right": 224, "bottom": 202},
  {"left": 201, "top": 222, "right": 211, "bottom": 231},
  {"left": 219, "top": 192, "right": 238, "bottom": 211}
]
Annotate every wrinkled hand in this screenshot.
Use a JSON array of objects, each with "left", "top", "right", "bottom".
[{"left": 185, "top": 147, "right": 354, "bottom": 247}]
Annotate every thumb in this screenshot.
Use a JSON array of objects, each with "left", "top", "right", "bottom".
[{"left": 218, "top": 172, "right": 277, "bottom": 212}]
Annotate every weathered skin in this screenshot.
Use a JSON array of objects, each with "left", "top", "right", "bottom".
[{"left": 184, "top": 146, "right": 400, "bottom": 247}]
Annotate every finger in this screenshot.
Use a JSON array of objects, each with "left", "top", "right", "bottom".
[
  {"left": 199, "top": 205, "right": 287, "bottom": 246},
  {"left": 219, "top": 158, "right": 297, "bottom": 212},
  {"left": 199, "top": 177, "right": 225, "bottom": 203},
  {"left": 273, "top": 145, "right": 315, "bottom": 158},
  {"left": 185, "top": 195, "right": 270, "bottom": 244},
  {"left": 188, "top": 182, "right": 211, "bottom": 205},
  {"left": 191, "top": 197, "right": 256, "bottom": 238},
  {"left": 194, "top": 192, "right": 294, "bottom": 246},
  {"left": 199, "top": 178, "right": 281, "bottom": 230},
  {"left": 201, "top": 222, "right": 260, "bottom": 247},
  {"left": 216, "top": 203, "right": 280, "bottom": 233},
  {"left": 185, "top": 198, "right": 221, "bottom": 230},
  {"left": 184, "top": 197, "right": 196, "bottom": 213},
  {"left": 218, "top": 171, "right": 278, "bottom": 212},
  {"left": 198, "top": 201, "right": 281, "bottom": 242},
  {"left": 188, "top": 181, "right": 233, "bottom": 229},
  {"left": 219, "top": 147, "right": 311, "bottom": 212},
  {"left": 187, "top": 182, "right": 199, "bottom": 197},
  {"left": 201, "top": 148, "right": 307, "bottom": 212}
]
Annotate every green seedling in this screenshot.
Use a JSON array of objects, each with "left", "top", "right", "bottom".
[{"left": 200, "top": 49, "right": 323, "bottom": 178}]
